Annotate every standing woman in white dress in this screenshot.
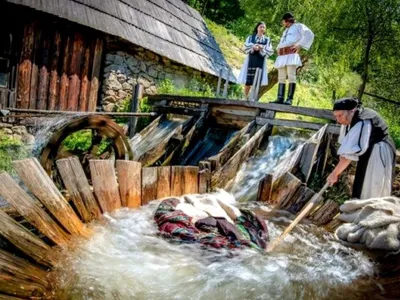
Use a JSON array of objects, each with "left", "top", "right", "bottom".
[
  {"left": 271, "top": 13, "right": 314, "bottom": 105},
  {"left": 327, "top": 97, "right": 396, "bottom": 199},
  {"left": 237, "top": 22, "right": 273, "bottom": 97}
]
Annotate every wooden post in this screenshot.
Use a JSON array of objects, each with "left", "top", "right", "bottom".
[
  {"left": 59, "top": 35, "right": 71, "bottom": 111},
  {"left": 78, "top": 42, "right": 91, "bottom": 111},
  {"left": 129, "top": 84, "right": 141, "bottom": 138},
  {"left": 157, "top": 166, "right": 171, "bottom": 199},
  {"left": 216, "top": 68, "right": 223, "bottom": 97},
  {"left": 87, "top": 38, "right": 103, "bottom": 111},
  {"left": 270, "top": 172, "right": 302, "bottom": 207},
  {"left": 90, "top": 160, "right": 122, "bottom": 212},
  {"left": 184, "top": 166, "right": 199, "bottom": 194},
  {"left": 171, "top": 166, "right": 185, "bottom": 196},
  {"left": 116, "top": 160, "right": 142, "bottom": 208},
  {"left": 0, "top": 172, "right": 70, "bottom": 245},
  {"left": 198, "top": 169, "right": 210, "bottom": 194},
  {"left": 141, "top": 167, "right": 158, "bottom": 205},
  {"left": 222, "top": 68, "right": 229, "bottom": 98},
  {"left": 48, "top": 31, "right": 61, "bottom": 111},
  {"left": 0, "top": 210, "right": 55, "bottom": 267},
  {"left": 256, "top": 173, "right": 273, "bottom": 202},
  {"left": 67, "top": 33, "right": 84, "bottom": 111},
  {"left": 255, "top": 67, "right": 262, "bottom": 102}
]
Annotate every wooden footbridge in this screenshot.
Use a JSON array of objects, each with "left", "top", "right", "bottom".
[{"left": 0, "top": 95, "right": 397, "bottom": 298}]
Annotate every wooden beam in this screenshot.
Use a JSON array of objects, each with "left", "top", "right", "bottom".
[
  {"left": 88, "top": 38, "right": 103, "bottom": 112},
  {"left": 153, "top": 105, "right": 206, "bottom": 117},
  {"left": 212, "top": 124, "right": 268, "bottom": 189},
  {"left": 256, "top": 117, "right": 340, "bottom": 134},
  {"left": 171, "top": 166, "right": 185, "bottom": 196},
  {"left": 116, "top": 160, "right": 142, "bottom": 208},
  {"left": 13, "top": 159, "right": 87, "bottom": 236},
  {"left": 0, "top": 172, "right": 70, "bottom": 245},
  {"left": 48, "top": 31, "right": 61, "bottom": 111},
  {"left": 148, "top": 95, "right": 335, "bottom": 120},
  {"left": 270, "top": 173, "right": 302, "bottom": 207},
  {"left": 184, "top": 166, "right": 199, "bottom": 194},
  {"left": 156, "top": 166, "right": 171, "bottom": 199},
  {"left": 141, "top": 167, "right": 158, "bottom": 205},
  {"left": 90, "top": 160, "right": 121, "bottom": 212},
  {"left": 0, "top": 210, "right": 55, "bottom": 267},
  {"left": 256, "top": 173, "right": 273, "bottom": 202}
]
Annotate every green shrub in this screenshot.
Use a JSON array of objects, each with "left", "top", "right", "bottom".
[
  {"left": 0, "top": 134, "right": 28, "bottom": 173},
  {"left": 62, "top": 130, "right": 112, "bottom": 156}
]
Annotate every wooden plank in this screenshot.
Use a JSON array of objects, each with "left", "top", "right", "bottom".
[
  {"left": 67, "top": 33, "right": 84, "bottom": 111},
  {"left": 17, "top": 22, "right": 35, "bottom": 109},
  {"left": 90, "top": 160, "right": 121, "bottom": 212},
  {"left": 0, "top": 250, "right": 49, "bottom": 298},
  {"left": 56, "top": 158, "right": 91, "bottom": 222},
  {"left": 47, "top": 31, "right": 61, "bottom": 110},
  {"left": 287, "top": 185, "right": 315, "bottom": 214},
  {"left": 299, "top": 141, "right": 319, "bottom": 183},
  {"left": 13, "top": 159, "right": 87, "bottom": 236},
  {"left": 67, "top": 157, "right": 102, "bottom": 218},
  {"left": 141, "top": 167, "right": 158, "bottom": 205},
  {"left": 59, "top": 35, "right": 71, "bottom": 110},
  {"left": 211, "top": 124, "right": 268, "bottom": 189},
  {"left": 116, "top": 160, "right": 142, "bottom": 208},
  {"left": 29, "top": 25, "right": 41, "bottom": 109},
  {"left": 256, "top": 117, "right": 340, "bottom": 134},
  {"left": 270, "top": 173, "right": 302, "bottom": 207},
  {"left": 0, "top": 209, "right": 55, "bottom": 267},
  {"left": 37, "top": 33, "right": 51, "bottom": 110},
  {"left": 148, "top": 95, "right": 336, "bottom": 120},
  {"left": 157, "top": 166, "right": 171, "bottom": 199},
  {"left": 171, "top": 166, "right": 185, "bottom": 196},
  {"left": 88, "top": 38, "right": 103, "bottom": 112},
  {"left": 78, "top": 42, "right": 91, "bottom": 111},
  {"left": 0, "top": 172, "right": 70, "bottom": 245},
  {"left": 309, "top": 200, "right": 340, "bottom": 226},
  {"left": 154, "top": 105, "right": 206, "bottom": 117},
  {"left": 184, "top": 166, "right": 199, "bottom": 194},
  {"left": 198, "top": 169, "right": 210, "bottom": 194},
  {"left": 256, "top": 173, "right": 273, "bottom": 202}
]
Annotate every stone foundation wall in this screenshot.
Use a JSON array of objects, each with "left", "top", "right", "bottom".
[
  {"left": 101, "top": 48, "right": 214, "bottom": 112},
  {"left": 0, "top": 123, "right": 35, "bottom": 148}
]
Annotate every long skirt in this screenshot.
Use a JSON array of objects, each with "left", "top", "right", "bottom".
[{"left": 245, "top": 53, "right": 265, "bottom": 86}]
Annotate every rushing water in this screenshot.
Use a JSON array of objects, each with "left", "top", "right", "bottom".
[
  {"left": 230, "top": 130, "right": 308, "bottom": 202},
  {"left": 54, "top": 197, "right": 375, "bottom": 300}
]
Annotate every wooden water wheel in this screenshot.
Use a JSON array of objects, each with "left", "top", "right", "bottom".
[{"left": 39, "top": 115, "right": 133, "bottom": 177}]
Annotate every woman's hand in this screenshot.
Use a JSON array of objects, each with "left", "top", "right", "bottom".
[
  {"left": 326, "top": 172, "right": 339, "bottom": 187},
  {"left": 253, "top": 44, "right": 260, "bottom": 51}
]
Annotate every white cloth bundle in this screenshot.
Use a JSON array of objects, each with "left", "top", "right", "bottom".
[{"left": 335, "top": 197, "right": 400, "bottom": 251}]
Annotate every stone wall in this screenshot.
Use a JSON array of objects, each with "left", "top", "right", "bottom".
[
  {"left": 0, "top": 123, "right": 35, "bottom": 149},
  {"left": 101, "top": 47, "right": 215, "bottom": 112}
]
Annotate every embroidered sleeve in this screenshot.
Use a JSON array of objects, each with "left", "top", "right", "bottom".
[
  {"left": 260, "top": 38, "right": 273, "bottom": 57},
  {"left": 294, "top": 23, "right": 314, "bottom": 50},
  {"left": 244, "top": 35, "right": 254, "bottom": 54},
  {"left": 337, "top": 120, "right": 372, "bottom": 161}
]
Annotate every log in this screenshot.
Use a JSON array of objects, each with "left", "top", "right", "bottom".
[
  {"left": 59, "top": 35, "right": 71, "bottom": 110},
  {"left": 88, "top": 38, "right": 103, "bottom": 111},
  {"left": 90, "top": 160, "right": 122, "bottom": 212},
  {"left": 0, "top": 210, "right": 55, "bottom": 267},
  {"left": 141, "top": 167, "right": 158, "bottom": 205},
  {"left": 212, "top": 124, "right": 268, "bottom": 188},
  {"left": 67, "top": 33, "right": 84, "bottom": 111},
  {"left": 56, "top": 158, "right": 91, "bottom": 222},
  {"left": 116, "top": 160, "right": 142, "bottom": 208},
  {"left": 184, "top": 166, "right": 199, "bottom": 194},
  {"left": 17, "top": 22, "right": 35, "bottom": 109},
  {"left": 171, "top": 166, "right": 185, "bottom": 196},
  {"left": 156, "top": 166, "right": 171, "bottom": 199},
  {"left": 0, "top": 250, "right": 49, "bottom": 298},
  {"left": 0, "top": 172, "right": 70, "bottom": 245},
  {"left": 47, "top": 31, "right": 61, "bottom": 110},
  {"left": 270, "top": 173, "right": 302, "bottom": 207},
  {"left": 309, "top": 200, "right": 340, "bottom": 226},
  {"left": 13, "top": 159, "right": 86, "bottom": 236},
  {"left": 198, "top": 169, "right": 210, "bottom": 194},
  {"left": 256, "top": 173, "right": 273, "bottom": 202},
  {"left": 78, "top": 43, "right": 91, "bottom": 111},
  {"left": 59, "top": 157, "right": 102, "bottom": 219}
]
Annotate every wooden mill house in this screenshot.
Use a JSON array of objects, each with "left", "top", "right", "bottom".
[{"left": 0, "top": 0, "right": 232, "bottom": 115}]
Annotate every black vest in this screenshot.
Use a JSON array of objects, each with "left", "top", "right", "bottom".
[{"left": 349, "top": 107, "right": 396, "bottom": 198}]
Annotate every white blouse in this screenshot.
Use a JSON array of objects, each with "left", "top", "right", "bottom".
[
  {"left": 277, "top": 23, "right": 314, "bottom": 50},
  {"left": 337, "top": 120, "right": 372, "bottom": 161},
  {"left": 244, "top": 35, "right": 273, "bottom": 57}
]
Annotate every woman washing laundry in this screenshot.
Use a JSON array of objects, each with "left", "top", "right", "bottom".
[
  {"left": 238, "top": 22, "right": 273, "bottom": 98},
  {"left": 327, "top": 97, "right": 396, "bottom": 200}
]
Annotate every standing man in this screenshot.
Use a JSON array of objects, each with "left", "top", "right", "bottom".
[
  {"left": 272, "top": 13, "right": 314, "bottom": 105},
  {"left": 327, "top": 97, "right": 396, "bottom": 199}
]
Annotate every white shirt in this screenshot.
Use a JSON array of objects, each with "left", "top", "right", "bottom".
[
  {"left": 277, "top": 23, "right": 314, "bottom": 50},
  {"left": 337, "top": 121, "right": 372, "bottom": 161}
]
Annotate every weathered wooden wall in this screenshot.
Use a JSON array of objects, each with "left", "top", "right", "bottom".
[{"left": 16, "top": 21, "right": 103, "bottom": 112}]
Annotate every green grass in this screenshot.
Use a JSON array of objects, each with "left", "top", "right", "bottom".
[{"left": 0, "top": 133, "right": 28, "bottom": 174}]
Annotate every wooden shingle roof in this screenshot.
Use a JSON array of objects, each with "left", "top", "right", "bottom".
[{"left": 6, "top": 0, "right": 234, "bottom": 80}]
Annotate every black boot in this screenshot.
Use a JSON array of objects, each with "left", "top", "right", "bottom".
[
  {"left": 271, "top": 83, "right": 285, "bottom": 104},
  {"left": 284, "top": 83, "right": 296, "bottom": 105}
]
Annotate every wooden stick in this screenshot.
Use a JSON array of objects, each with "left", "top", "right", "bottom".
[
  {"left": 222, "top": 68, "right": 229, "bottom": 98},
  {"left": 266, "top": 182, "right": 329, "bottom": 252},
  {"left": 216, "top": 68, "right": 223, "bottom": 97},
  {"left": 255, "top": 68, "right": 262, "bottom": 102}
]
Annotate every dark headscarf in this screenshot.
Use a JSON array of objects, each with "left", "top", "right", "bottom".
[
  {"left": 333, "top": 97, "right": 360, "bottom": 111},
  {"left": 253, "top": 22, "right": 266, "bottom": 35}
]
